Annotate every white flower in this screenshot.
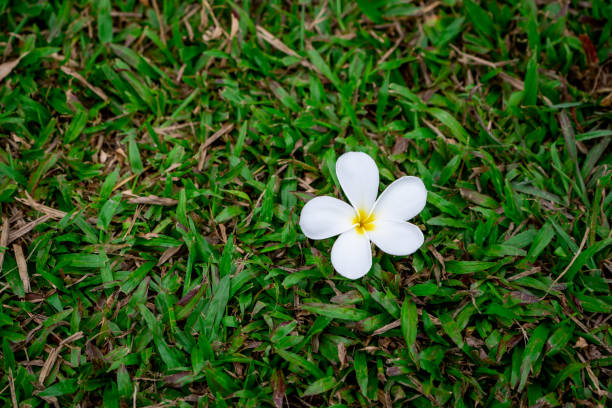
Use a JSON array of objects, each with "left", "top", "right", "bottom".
[{"left": 299, "top": 152, "right": 427, "bottom": 279}]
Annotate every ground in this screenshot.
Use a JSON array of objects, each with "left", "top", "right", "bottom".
[{"left": 0, "top": 0, "right": 611, "bottom": 407}]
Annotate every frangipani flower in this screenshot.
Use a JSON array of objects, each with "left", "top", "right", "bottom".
[{"left": 299, "top": 152, "right": 427, "bottom": 279}]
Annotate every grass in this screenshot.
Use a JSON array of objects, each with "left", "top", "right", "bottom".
[{"left": 0, "top": 0, "right": 611, "bottom": 406}]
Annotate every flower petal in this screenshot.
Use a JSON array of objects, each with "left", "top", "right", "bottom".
[
  {"left": 299, "top": 196, "right": 356, "bottom": 240},
  {"left": 336, "top": 152, "right": 379, "bottom": 212},
  {"left": 368, "top": 220, "right": 424, "bottom": 256},
  {"left": 372, "top": 176, "right": 427, "bottom": 221},
  {"left": 331, "top": 229, "right": 372, "bottom": 279}
]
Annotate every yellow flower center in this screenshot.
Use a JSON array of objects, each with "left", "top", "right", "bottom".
[{"left": 353, "top": 209, "right": 376, "bottom": 235}]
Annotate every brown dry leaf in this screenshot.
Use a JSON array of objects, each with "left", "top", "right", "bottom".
[
  {"left": 337, "top": 341, "right": 347, "bottom": 369},
  {"left": 151, "top": 0, "right": 166, "bottom": 44},
  {"left": 122, "top": 191, "right": 178, "bottom": 206},
  {"left": 157, "top": 245, "right": 182, "bottom": 266},
  {"left": 0, "top": 53, "right": 28, "bottom": 82},
  {"left": 60, "top": 66, "right": 109, "bottom": 101},
  {"left": 62, "top": 332, "right": 84, "bottom": 345},
  {"left": 154, "top": 121, "right": 198, "bottom": 134},
  {"left": 8, "top": 368, "right": 17, "bottom": 408},
  {"left": 256, "top": 25, "right": 319, "bottom": 73},
  {"left": 507, "top": 267, "right": 540, "bottom": 281},
  {"left": 202, "top": 25, "right": 223, "bottom": 41},
  {"left": 85, "top": 342, "right": 106, "bottom": 370},
  {"left": 378, "top": 389, "right": 392, "bottom": 408},
  {"left": 256, "top": 26, "right": 300, "bottom": 58},
  {"left": 0, "top": 218, "right": 8, "bottom": 274},
  {"left": 39, "top": 347, "right": 61, "bottom": 384},
  {"left": 330, "top": 290, "right": 362, "bottom": 305},
  {"left": 177, "top": 284, "right": 200, "bottom": 306},
  {"left": 601, "top": 92, "right": 612, "bottom": 107},
  {"left": 25, "top": 293, "right": 46, "bottom": 302},
  {"left": 229, "top": 13, "right": 239, "bottom": 40},
  {"left": 428, "top": 245, "right": 446, "bottom": 276},
  {"left": 391, "top": 137, "right": 409, "bottom": 155},
  {"left": 386, "top": 366, "right": 403, "bottom": 377},
  {"left": 272, "top": 370, "right": 286, "bottom": 408},
  {"left": 202, "top": 123, "right": 234, "bottom": 150},
  {"left": 13, "top": 244, "right": 30, "bottom": 293},
  {"left": 197, "top": 123, "right": 234, "bottom": 171},
  {"left": 466, "top": 336, "right": 485, "bottom": 347},
  {"left": 164, "top": 371, "right": 191, "bottom": 388},
  {"left": 16, "top": 192, "right": 67, "bottom": 219},
  {"left": 579, "top": 34, "right": 599, "bottom": 66},
  {"left": 112, "top": 172, "right": 138, "bottom": 191},
  {"left": 8, "top": 215, "right": 52, "bottom": 244},
  {"left": 498, "top": 71, "right": 525, "bottom": 91},
  {"left": 575, "top": 337, "right": 588, "bottom": 348},
  {"left": 38, "top": 330, "right": 85, "bottom": 384},
  {"left": 373, "top": 319, "right": 401, "bottom": 336},
  {"left": 423, "top": 119, "right": 456, "bottom": 145},
  {"left": 510, "top": 291, "right": 539, "bottom": 304},
  {"left": 139, "top": 232, "right": 160, "bottom": 240},
  {"left": 200, "top": 0, "right": 225, "bottom": 42}
]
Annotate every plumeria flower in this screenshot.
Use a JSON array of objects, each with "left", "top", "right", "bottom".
[{"left": 299, "top": 152, "right": 427, "bottom": 279}]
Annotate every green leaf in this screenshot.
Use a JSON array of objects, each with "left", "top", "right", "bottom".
[
  {"left": 564, "top": 237, "right": 612, "bottom": 282},
  {"left": 427, "top": 108, "right": 468, "bottom": 143},
  {"left": 354, "top": 352, "right": 368, "bottom": 397},
  {"left": 409, "top": 282, "right": 438, "bottom": 297},
  {"left": 39, "top": 379, "right": 78, "bottom": 397},
  {"left": 446, "top": 261, "right": 497, "bottom": 274},
  {"left": 98, "top": 194, "right": 121, "bottom": 230},
  {"left": 117, "top": 365, "right": 132, "bottom": 397},
  {"left": 219, "top": 236, "right": 233, "bottom": 278},
  {"left": 121, "top": 262, "right": 155, "bottom": 294},
  {"left": 307, "top": 49, "right": 339, "bottom": 88},
  {"left": 401, "top": 298, "right": 418, "bottom": 347},
  {"left": 547, "top": 325, "right": 573, "bottom": 356},
  {"left": 64, "top": 109, "right": 88, "bottom": 143},
  {"left": 437, "top": 17, "right": 465, "bottom": 46},
  {"left": 355, "top": 0, "right": 384, "bottom": 23},
  {"left": 99, "top": 168, "right": 119, "bottom": 202},
  {"left": 376, "top": 71, "right": 390, "bottom": 128},
  {"left": 302, "top": 376, "right": 336, "bottom": 397},
  {"left": 201, "top": 275, "right": 231, "bottom": 340},
  {"left": 302, "top": 303, "right": 370, "bottom": 321},
  {"left": 215, "top": 205, "right": 242, "bottom": 223},
  {"left": 527, "top": 222, "right": 555, "bottom": 262},
  {"left": 259, "top": 175, "right": 276, "bottom": 223},
  {"left": 204, "top": 366, "right": 238, "bottom": 396},
  {"left": 440, "top": 313, "right": 464, "bottom": 348},
  {"left": 177, "top": 189, "right": 187, "bottom": 227},
  {"left": 60, "top": 253, "right": 107, "bottom": 268},
  {"left": 523, "top": 55, "right": 538, "bottom": 106},
  {"left": 460, "top": 188, "right": 499, "bottom": 208},
  {"left": 128, "top": 138, "right": 144, "bottom": 175},
  {"left": 518, "top": 325, "right": 549, "bottom": 392},
  {"left": 192, "top": 335, "right": 213, "bottom": 374},
  {"left": 483, "top": 244, "right": 526, "bottom": 257},
  {"left": 575, "top": 129, "right": 612, "bottom": 141},
  {"left": 427, "top": 191, "right": 461, "bottom": 217},
  {"left": 438, "top": 155, "right": 461, "bottom": 186},
  {"left": 28, "top": 153, "right": 58, "bottom": 191},
  {"left": 465, "top": 0, "right": 494, "bottom": 37},
  {"left": 97, "top": 0, "right": 113, "bottom": 43},
  {"left": 276, "top": 349, "right": 324, "bottom": 378},
  {"left": 2, "top": 338, "right": 15, "bottom": 371}
]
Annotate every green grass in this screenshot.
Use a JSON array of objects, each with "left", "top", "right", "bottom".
[{"left": 1, "top": 0, "right": 611, "bottom": 406}]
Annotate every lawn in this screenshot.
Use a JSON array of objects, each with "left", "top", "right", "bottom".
[{"left": 1, "top": 0, "right": 611, "bottom": 407}]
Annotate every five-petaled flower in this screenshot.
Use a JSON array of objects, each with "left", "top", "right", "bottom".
[{"left": 299, "top": 152, "right": 427, "bottom": 279}]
